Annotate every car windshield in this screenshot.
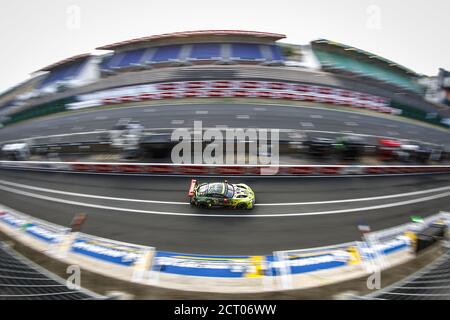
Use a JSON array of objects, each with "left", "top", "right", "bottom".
[
  {"left": 207, "top": 183, "right": 224, "bottom": 195},
  {"left": 198, "top": 185, "right": 208, "bottom": 196},
  {"left": 225, "top": 184, "right": 234, "bottom": 198}
]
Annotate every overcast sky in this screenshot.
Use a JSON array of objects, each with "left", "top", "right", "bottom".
[{"left": 1, "top": 0, "right": 449, "bottom": 93}]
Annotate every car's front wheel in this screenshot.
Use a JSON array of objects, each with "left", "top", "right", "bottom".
[{"left": 236, "top": 203, "right": 248, "bottom": 210}]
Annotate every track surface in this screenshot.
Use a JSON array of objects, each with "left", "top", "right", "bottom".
[
  {"left": 0, "top": 169, "right": 449, "bottom": 255},
  {"left": 1, "top": 103, "right": 449, "bottom": 146},
  {"left": 0, "top": 103, "right": 449, "bottom": 255}
]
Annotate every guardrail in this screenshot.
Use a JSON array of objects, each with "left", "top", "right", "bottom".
[
  {"left": 1, "top": 160, "right": 450, "bottom": 176},
  {"left": 0, "top": 203, "right": 448, "bottom": 293}
]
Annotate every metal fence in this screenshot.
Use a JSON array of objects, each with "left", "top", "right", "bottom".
[
  {"left": 364, "top": 244, "right": 450, "bottom": 300},
  {"left": 0, "top": 242, "right": 103, "bottom": 300}
]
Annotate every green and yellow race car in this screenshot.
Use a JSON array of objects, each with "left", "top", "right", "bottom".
[{"left": 188, "top": 179, "right": 255, "bottom": 210}]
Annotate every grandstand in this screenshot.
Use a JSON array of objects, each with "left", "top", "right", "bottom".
[
  {"left": 0, "top": 75, "right": 45, "bottom": 119},
  {"left": 311, "top": 39, "right": 424, "bottom": 94},
  {"left": 34, "top": 53, "right": 99, "bottom": 93},
  {"left": 0, "top": 30, "right": 447, "bottom": 127},
  {"left": 96, "top": 30, "right": 286, "bottom": 73}
]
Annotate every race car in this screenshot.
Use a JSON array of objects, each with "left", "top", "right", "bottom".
[{"left": 188, "top": 179, "right": 255, "bottom": 210}]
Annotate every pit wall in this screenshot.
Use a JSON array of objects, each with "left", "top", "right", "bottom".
[
  {"left": 0, "top": 204, "right": 448, "bottom": 293},
  {"left": 1, "top": 161, "right": 450, "bottom": 176}
]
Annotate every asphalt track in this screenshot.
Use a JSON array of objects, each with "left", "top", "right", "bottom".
[
  {"left": 0, "top": 168, "right": 449, "bottom": 255},
  {"left": 1, "top": 103, "right": 449, "bottom": 147},
  {"left": 0, "top": 103, "right": 449, "bottom": 255}
]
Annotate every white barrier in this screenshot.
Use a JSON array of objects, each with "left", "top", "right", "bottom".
[
  {"left": 272, "top": 242, "right": 360, "bottom": 289},
  {"left": 75, "top": 80, "right": 392, "bottom": 115},
  {"left": 364, "top": 212, "right": 449, "bottom": 244},
  {"left": 0, "top": 204, "right": 155, "bottom": 283}
]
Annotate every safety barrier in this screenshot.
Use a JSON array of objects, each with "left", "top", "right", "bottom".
[
  {"left": 152, "top": 252, "right": 269, "bottom": 278},
  {"left": 76, "top": 80, "right": 395, "bottom": 116},
  {"left": 1, "top": 161, "right": 450, "bottom": 176},
  {"left": 0, "top": 203, "right": 448, "bottom": 293},
  {"left": 70, "top": 233, "right": 153, "bottom": 268},
  {"left": 270, "top": 242, "right": 362, "bottom": 289},
  {"left": 0, "top": 205, "right": 155, "bottom": 283}
]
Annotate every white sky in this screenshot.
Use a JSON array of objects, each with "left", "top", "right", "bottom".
[{"left": 1, "top": 0, "right": 449, "bottom": 93}]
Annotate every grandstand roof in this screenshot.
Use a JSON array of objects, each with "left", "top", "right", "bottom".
[
  {"left": 97, "top": 30, "right": 286, "bottom": 50},
  {"left": 312, "top": 39, "right": 421, "bottom": 77},
  {"left": 36, "top": 53, "right": 91, "bottom": 72}
]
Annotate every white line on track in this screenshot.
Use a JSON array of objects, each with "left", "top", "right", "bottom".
[
  {"left": 0, "top": 183, "right": 449, "bottom": 218},
  {"left": 257, "top": 186, "right": 450, "bottom": 206},
  {"left": 0, "top": 179, "right": 186, "bottom": 205},
  {"left": 300, "top": 122, "right": 315, "bottom": 128},
  {"left": 1, "top": 179, "right": 449, "bottom": 207},
  {"left": 0, "top": 130, "right": 110, "bottom": 144},
  {"left": 2, "top": 124, "right": 444, "bottom": 147}
]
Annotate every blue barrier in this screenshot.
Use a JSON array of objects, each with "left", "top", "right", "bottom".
[
  {"left": 70, "top": 236, "right": 147, "bottom": 266},
  {"left": 271, "top": 249, "right": 351, "bottom": 275},
  {"left": 281, "top": 253, "right": 347, "bottom": 274},
  {"left": 1, "top": 206, "right": 447, "bottom": 284},
  {"left": 24, "top": 223, "right": 64, "bottom": 244},
  {"left": 0, "top": 212, "right": 26, "bottom": 228},
  {"left": 359, "top": 237, "right": 411, "bottom": 260},
  {"left": 153, "top": 251, "right": 269, "bottom": 278}
]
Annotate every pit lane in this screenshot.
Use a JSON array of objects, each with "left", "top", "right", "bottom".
[{"left": 0, "top": 168, "right": 449, "bottom": 254}]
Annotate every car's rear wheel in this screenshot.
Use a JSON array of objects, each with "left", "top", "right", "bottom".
[{"left": 199, "top": 202, "right": 209, "bottom": 209}]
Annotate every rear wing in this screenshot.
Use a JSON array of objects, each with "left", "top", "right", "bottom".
[{"left": 188, "top": 179, "right": 197, "bottom": 197}]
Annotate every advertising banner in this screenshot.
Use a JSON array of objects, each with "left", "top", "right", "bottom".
[
  {"left": 153, "top": 251, "right": 269, "bottom": 278},
  {"left": 71, "top": 234, "right": 152, "bottom": 267}
]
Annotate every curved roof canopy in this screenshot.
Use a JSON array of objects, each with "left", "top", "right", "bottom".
[
  {"left": 35, "top": 53, "right": 91, "bottom": 73},
  {"left": 97, "top": 30, "right": 286, "bottom": 50},
  {"left": 312, "top": 39, "right": 421, "bottom": 77}
]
